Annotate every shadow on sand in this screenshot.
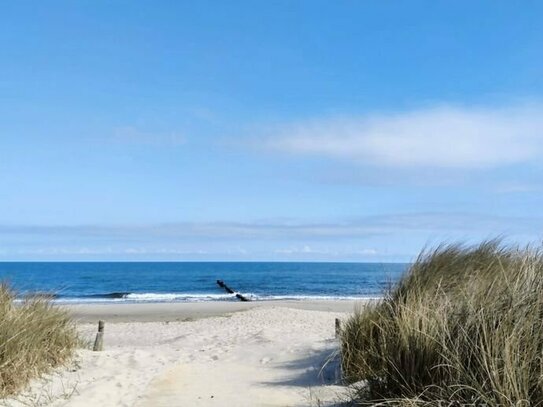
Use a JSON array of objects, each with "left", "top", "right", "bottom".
[{"left": 261, "top": 339, "right": 354, "bottom": 406}]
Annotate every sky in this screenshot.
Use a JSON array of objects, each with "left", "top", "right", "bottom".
[{"left": 1, "top": 1, "right": 543, "bottom": 261}]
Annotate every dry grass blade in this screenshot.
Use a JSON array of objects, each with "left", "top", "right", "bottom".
[
  {"left": 341, "top": 240, "right": 543, "bottom": 405},
  {"left": 0, "top": 285, "right": 78, "bottom": 398}
]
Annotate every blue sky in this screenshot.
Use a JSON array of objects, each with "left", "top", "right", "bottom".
[{"left": 1, "top": 1, "right": 543, "bottom": 261}]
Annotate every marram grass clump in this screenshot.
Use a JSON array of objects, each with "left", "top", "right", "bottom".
[
  {"left": 0, "top": 284, "right": 78, "bottom": 397},
  {"left": 341, "top": 241, "right": 543, "bottom": 406}
]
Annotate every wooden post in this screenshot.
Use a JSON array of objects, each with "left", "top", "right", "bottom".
[
  {"left": 93, "top": 320, "right": 105, "bottom": 351},
  {"left": 335, "top": 318, "right": 341, "bottom": 338}
]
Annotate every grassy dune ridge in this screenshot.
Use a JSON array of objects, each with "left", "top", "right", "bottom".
[
  {"left": 341, "top": 241, "right": 543, "bottom": 405},
  {"left": 0, "top": 284, "right": 78, "bottom": 397}
]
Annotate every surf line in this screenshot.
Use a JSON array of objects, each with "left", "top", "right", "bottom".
[{"left": 216, "top": 280, "right": 251, "bottom": 302}]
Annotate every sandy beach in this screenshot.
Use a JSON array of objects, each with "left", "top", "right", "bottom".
[{"left": 4, "top": 300, "right": 361, "bottom": 407}]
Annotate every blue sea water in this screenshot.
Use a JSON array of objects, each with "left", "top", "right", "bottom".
[{"left": 0, "top": 262, "right": 407, "bottom": 303}]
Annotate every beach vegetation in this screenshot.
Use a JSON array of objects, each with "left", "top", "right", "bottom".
[
  {"left": 0, "top": 284, "right": 78, "bottom": 397},
  {"left": 341, "top": 240, "right": 543, "bottom": 405}
]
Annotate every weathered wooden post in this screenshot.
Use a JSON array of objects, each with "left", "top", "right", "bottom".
[
  {"left": 335, "top": 318, "right": 341, "bottom": 338},
  {"left": 93, "top": 320, "right": 105, "bottom": 351}
]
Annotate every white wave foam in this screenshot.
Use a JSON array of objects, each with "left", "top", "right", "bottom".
[
  {"left": 51, "top": 292, "right": 381, "bottom": 304},
  {"left": 52, "top": 298, "right": 127, "bottom": 304},
  {"left": 252, "top": 294, "right": 382, "bottom": 301},
  {"left": 125, "top": 293, "right": 235, "bottom": 302}
]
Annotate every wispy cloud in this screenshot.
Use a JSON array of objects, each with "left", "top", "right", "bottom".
[
  {"left": 259, "top": 104, "right": 543, "bottom": 169},
  {"left": 1, "top": 213, "right": 542, "bottom": 242},
  {"left": 274, "top": 245, "right": 378, "bottom": 256},
  {"left": 1, "top": 214, "right": 542, "bottom": 260}
]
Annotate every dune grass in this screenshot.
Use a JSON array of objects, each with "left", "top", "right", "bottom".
[
  {"left": 0, "top": 284, "right": 78, "bottom": 397},
  {"left": 341, "top": 240, "right": 543, "bottom": 405}
]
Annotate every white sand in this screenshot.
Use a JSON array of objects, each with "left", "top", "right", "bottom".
[{"left": 4, "top": 301, "right": 362, "bottom": 407}]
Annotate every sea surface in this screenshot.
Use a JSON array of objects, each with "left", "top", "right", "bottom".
[{"left": 0, "top": 262, "right": 407, "bottom": 303}]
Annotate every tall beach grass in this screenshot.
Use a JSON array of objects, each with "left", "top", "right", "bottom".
[
  {"left": 0, "top": 284, "right": 77, "bottom": 397},
  {"left": 341, "top": 241, "right": 543, "bottom": 405}
]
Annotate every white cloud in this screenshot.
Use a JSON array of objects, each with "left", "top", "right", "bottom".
[
  {"left": 274, "top": 245, "right": 379, "bottom": 256},
  {"left": 275, "top": 245, "right": 315, "bottom": 254},
  {"left": 262, "top": 104, "right": 543, "bottom": 168}
]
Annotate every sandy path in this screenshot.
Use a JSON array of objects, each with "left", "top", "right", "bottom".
[
  {"left": 134, "top": 308, "right": 344, "bottom": 406},
  {"left": 4, "top": 303, "right": 355, "bottom": 407}
]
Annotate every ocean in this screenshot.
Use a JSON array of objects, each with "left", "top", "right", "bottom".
[{"left": 0, "top": 262, "right": 407, "bottom": 303}]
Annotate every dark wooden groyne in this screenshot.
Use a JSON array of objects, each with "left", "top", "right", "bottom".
[{"left": 216, "top": 280, "right": 250, "bottom": 302}]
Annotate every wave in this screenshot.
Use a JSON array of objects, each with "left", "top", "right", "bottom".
[
  {"left": 254, "top": 294, "right": 382, "bottom": 301},
  {"left": 125, "top": 293, "right": 236, "bottom": 302},
  {"left": 50, "top": 291, "right": 381, "bottom": 304},
  {"left": 85, "top": 292, "right": 132, "bottom": 299},
  {"left": 53, "top": 292, "right": 238, "bottom": 303}
]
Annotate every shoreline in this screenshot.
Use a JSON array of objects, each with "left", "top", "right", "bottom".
[{"left": 63, "top": 299, "right": 367, "bottom": 322}]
